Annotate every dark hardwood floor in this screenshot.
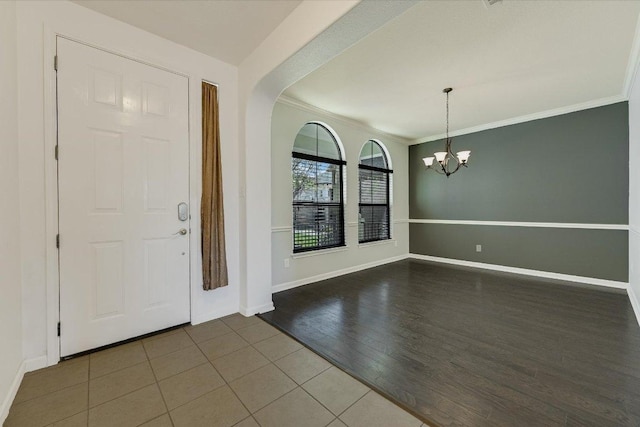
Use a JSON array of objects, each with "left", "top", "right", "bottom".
[{"left": 260, "top": 259, "right": 640, "bottom": 427}]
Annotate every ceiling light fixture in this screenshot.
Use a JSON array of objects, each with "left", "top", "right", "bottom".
[{"left": 422, "top": 88, "right": 470, "bottom": 177}]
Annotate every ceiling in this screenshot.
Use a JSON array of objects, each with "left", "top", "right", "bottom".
[
  {"left": 71, "top": 0, "right": 640, "bottom": 142},
  {"left": 283, "top": 0, "right": 640, "bottom": 141},
  {"left": 72, "top": 0, "right": 302, "bottom": 66}
]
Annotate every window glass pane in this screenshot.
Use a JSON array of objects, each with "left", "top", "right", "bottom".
[
  {"left": 293, "top": 123, "right": 319, "bottom": 156},
  {"left": 316, "top": 125, "right": 341, "bottom": 160},
  {"left": 359, "top": 169, "right": 387, "bottom": 204},
  {"left": 292, "top": 122, "right": 344, "bottom": 252},
  {"left": 293, "top": 204, "right": 344, "bottom": 251},
  {"left": 359, "top": 140, "right": 387, "bottom": 169},
  {"left": 316, "top": 163, "right": 341, "bottom": 203},
  {"left": 358, "top": 140, "right": 391, "bottom": 244},
  {"left": 359, "top": 140, "right": 372, "bottom": 165},
  {"left": 358, "top": 205, "right": 389, "bottom": 243},
  {"left": 293, "top": 123, "right": 341, "bottom": 160},
  {"left": 292, "top": 158, "right": 318, "bottom": 202}
]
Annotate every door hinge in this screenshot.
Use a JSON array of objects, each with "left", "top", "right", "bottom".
[
  {"left": 55, "top": 145, "right": 58, "bottom": 160},
  {"left": 57, "top": 322, "right": 61, "bottom": 337},
  {"left": 54, "top": 55, "right": 58, "bottom": 72},
  {"left": 56, "top": 234, "right": 60, "bottom": 249}
]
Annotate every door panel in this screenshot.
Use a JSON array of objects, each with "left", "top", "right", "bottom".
[{"left": 57, "top": 38, "right": 190, "bottom": 357}]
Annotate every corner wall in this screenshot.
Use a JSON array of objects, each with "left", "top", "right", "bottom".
[
  {"left": 409, "top": 102, "right": 629, "bottom": 283},
  {"left": 271, "top": 99, "right": 409, "bottom": 290},
  {"left": 0, "top": 0, "right": 24, "bottom": 422},
  {"left": 629, "top": 61, "right": 640, "bottom": 321}
]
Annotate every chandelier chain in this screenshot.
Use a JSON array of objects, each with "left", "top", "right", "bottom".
[{"left": 446, "top": 90, "right": 449, "bottom": 140}]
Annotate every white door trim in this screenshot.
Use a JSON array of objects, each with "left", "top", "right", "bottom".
[
  {"left": 43, "top": 25, "right": 59, "bottom": 366},
  {"left": 43, "top": 27, "right": 196, "bottom": 365}
]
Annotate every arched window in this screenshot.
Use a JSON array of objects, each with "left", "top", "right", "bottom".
[
  {"left": 292, "top": 123, "right": 346, "bottom": 252},
  {"left": 358, "top": 140, "right": 392, "bottom": 243}
]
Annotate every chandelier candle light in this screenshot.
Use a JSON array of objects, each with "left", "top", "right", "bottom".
[{"left": 422, "top": 88, "right": 471, "bottom": 177}]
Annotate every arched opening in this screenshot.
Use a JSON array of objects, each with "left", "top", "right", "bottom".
[{"left": 240, "top": 1, "right": 417, "bottom": 314}]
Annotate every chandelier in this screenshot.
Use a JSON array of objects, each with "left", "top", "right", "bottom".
[{"left": 422, "top": 88, "right": 470, "bottom": 177}]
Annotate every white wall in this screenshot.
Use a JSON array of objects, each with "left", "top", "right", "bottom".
[
  {"left": 629, "top": 56, "right": 640, "bottom": 322},
  {"left": 16, "top": 0, "right": 241, "bottom": 364},
  {"left": 271, "top": 98, "right": 409, "bottom": 290},
  {"left": 0, "top": 0, "right": 24, "bottom": 421},
  {"left": 238, "top": 0, "right": 417, "bottom": 313}
]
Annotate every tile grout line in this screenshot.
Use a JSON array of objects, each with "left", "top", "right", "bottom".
[
  {"left": 191, "top": 328, "right": 244, "bottom": 348},
  {"left": 85, "top": 376, "right": 159, "bottom": 416},
  {"left": 157, "top": 363, "right": 227, "bottom": 414},
  {"left": 10, "top": 378, "right": 88, "bottom": 408},
  {"left": 138, "top": 320, "right": 274, "bottom": 415},
  {"left": 147, "top": 321, "right": 298, "bottom": 416},
  {"left": 89, "top": 342, "right": 150, "bottom": 381},
  {"left": 248, "top": 339, "right": 340, "bottom": 420},
  {"left": 231, "top": 415, "right": 259, "bottom": 427},
  {"left": 216, "top": 355, "right": 257, "bottom": 422},
  {"left": 209, "top": 346, "right": 271, "bottom": 384},
  {"left": 15, "top": 317, "right": 377, "bottom": 427},
  {"left": 260, "top": 316, "right": 429, "bottom": 424},
  {"left": 152, "top": 327, "right": 205, "bottom": 426},
  {"left": 255, "top": 326, "right": 368, "bottom": 421},
  {"left": 141, "top": 335, "right": 173, "bottom": 427},
  {"left": 227, "top": 383, "right": 256, "bottom": 421},
  {"left": 281, "top": 359, "right": 366, "bottom": 425}
]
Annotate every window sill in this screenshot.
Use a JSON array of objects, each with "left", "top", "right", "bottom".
[
  {"left": 358, "top": 239, "right": 396, "bottom": 248},
  {"left": 291, "top": 245, "right": 349, "bottom": 259}
]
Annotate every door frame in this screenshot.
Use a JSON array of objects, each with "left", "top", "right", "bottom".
[{"left": 43, "top": 28, "right": 200, "bottom": 365}]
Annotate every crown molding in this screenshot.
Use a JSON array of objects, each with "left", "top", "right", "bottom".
[
  {"left": 412, "top": 10, "right": 640, "bottom": 145},
  {"left": 277, "top": 95, "right": 412, "bottom": 144},
  {"left": 409, "top": 94, "right": 627, "bottom": 145}
]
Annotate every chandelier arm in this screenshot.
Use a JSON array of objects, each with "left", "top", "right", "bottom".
[
  {"left": 440, "top": 161, "right": 449, "bottom": 175},
  {"left": 448, "top": 159, "right": 462, "bottom": 176}
]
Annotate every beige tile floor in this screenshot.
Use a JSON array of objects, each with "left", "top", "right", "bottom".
[{"left": 5, "top": 315, "right": 428, "bottom": 427}]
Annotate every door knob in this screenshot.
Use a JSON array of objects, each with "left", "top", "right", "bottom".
[{"left": 174, "top": 228, "right": 188, "bottom": 236}]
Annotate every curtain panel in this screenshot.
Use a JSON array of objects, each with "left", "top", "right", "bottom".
[{"left": 201, "top": 82, "right": 228, "bottom": 290}]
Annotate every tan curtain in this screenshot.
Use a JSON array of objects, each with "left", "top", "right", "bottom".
[{"left": 201, "top": 82, "right": 228, "bottom": 290}]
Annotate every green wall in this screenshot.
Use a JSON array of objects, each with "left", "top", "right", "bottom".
[{"left": 409, "top": 102, "right": 629, "bottom": 281}]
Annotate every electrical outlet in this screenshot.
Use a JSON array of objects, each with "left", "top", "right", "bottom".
[
  {"left": 476, "top": 244, "right": 482, "bottom": 253},
  {"left": 394, "top": 240, "right": 398, "bottom": 247},
  {"left": 284, "top": 258, "right": 290, "bottom": 268}
]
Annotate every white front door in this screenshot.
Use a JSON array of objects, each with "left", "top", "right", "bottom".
[{"left": 57, "top": 38, "right": 191, "bottom": 357}]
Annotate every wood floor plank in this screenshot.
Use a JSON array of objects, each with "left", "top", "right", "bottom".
[{"left": 261, "top": 259, "right": 640, "bottom": 427}]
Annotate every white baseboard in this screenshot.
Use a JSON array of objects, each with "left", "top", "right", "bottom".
[
  {"left": 24, "top": 356, "right": 48, "bottom": 373},
  {"left": 1, "top": 360, "right": 25, "bottom": 424},
  {"left": 628, "top": 285, "right": 640, "bottom": 327},
  {"left": 409, "top": 254, "right": 628, "bottom": 290},
  {"left": 273, "top": 254, "right": 409, "bottom": 293},
  {"left": 240, "top": 302, "right": 275, "bottom": 316}
]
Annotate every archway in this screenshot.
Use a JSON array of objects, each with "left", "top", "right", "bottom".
[{"left": 239, "top": 1, "right": 418, "bottom": 314}]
